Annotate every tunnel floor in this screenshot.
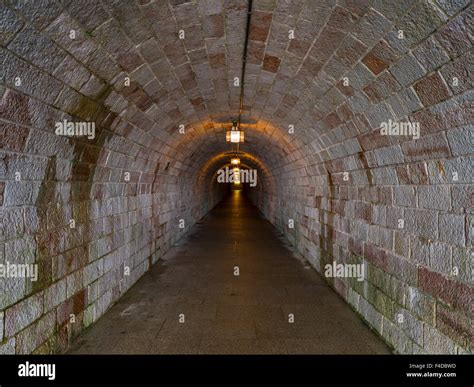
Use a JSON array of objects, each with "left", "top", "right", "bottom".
[{"left": 68, "top": 191, "right": 391, "bottom": 354}]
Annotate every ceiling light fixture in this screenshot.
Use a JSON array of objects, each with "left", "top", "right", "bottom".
[
  {"left": 225, "top": 1, "right": 251, "bottom": 147},
  {"left": 226, "top": 119, "right": 244, "bottom": 143},
  {"left": 225, "top": 0, "right": 251, "bottom": 176}
]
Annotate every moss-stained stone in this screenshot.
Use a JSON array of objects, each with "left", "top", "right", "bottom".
[
  {"left": 384, "top": 319, "right": 413, "bottom": 354},
  {"left": 406, "top": 286, "right": 436, "bottom": 324},
  {"left": 373, "top": 288, "right": 395, "bottom": 321},
  {"left": 393, "top": 274, "right": 408, "bottom": 302},
  {"left": 0, "top": 1, "right": 471, "bottom": 355}
]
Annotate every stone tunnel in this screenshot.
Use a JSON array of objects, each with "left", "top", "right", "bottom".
[{"left": 0, "top": 0, "right": 472, "bottom": 355}]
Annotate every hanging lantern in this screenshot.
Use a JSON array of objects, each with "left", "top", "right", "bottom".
[
  {"left": 226, "top": 130, "right": 244, "bottom": 143},
  {"left": 225, "top": 119, "right": 244, "bottom": 143}
]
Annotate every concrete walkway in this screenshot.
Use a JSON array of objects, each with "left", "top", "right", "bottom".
[{"left": 69, "top": 191, "right": 390, "bottom": 354}]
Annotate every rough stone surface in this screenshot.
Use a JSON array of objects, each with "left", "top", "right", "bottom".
[
  {"left": 5, "top": 293, "right": 43, "bottom": 337},
  {"left": 0, "top": 0, "right": 471, "bottom": 355},
  {"left": 68, "top": 194, "right": 390, "bottom": 355},
  {"left": 414, "top": 72, "right": 451, "bottom": 107},
  {"left": 0, "top": 311, "right": 4, "bottom": 342}
]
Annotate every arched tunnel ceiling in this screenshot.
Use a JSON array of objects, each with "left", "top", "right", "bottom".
[
  {"left": 3, "top": 0, "right": 471, "bottom": 196},
  {"left": 1, "top": 0, "right": 472, "bottom": 357},
  {"left": 2, "top": 0, "right": 420, "bottom": 177},
  {"left": 97, "top": 0, "right": 330, "bottom": 174}
]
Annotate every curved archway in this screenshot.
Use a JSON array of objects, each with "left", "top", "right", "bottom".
[{"left": 0, "top": 0, "right": 471, "bottom": 356}]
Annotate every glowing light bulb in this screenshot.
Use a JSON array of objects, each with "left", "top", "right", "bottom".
[{"left": 233, "top": 167, "right": 240, "bottom": 183}]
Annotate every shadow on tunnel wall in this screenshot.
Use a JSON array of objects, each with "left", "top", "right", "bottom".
[
  {"left": 0, "top": 85, "right": 227, "bottom": 353},
  {"left": 0, "top": 0, "right": 472, "bottom": 358}
]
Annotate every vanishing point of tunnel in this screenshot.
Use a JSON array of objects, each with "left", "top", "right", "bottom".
[{"left": 0, "top": 0, "right": 473, "bottom": 355}]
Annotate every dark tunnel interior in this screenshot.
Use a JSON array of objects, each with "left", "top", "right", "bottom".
[{"left": 0, "top": 0, "right": 472, "bottom": 357}]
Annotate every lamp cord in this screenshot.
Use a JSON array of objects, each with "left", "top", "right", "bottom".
[{"left": 236, "top": 0, "right": 253, "bottom": 154}]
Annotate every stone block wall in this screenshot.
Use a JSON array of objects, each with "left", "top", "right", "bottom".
[
  {"left": 1, "top": 0, "right": 472, "bottom": 355},
  {"left": 247, "top": 0, "right": 473, "bottom": 354},
  {"left": 0, "top": 86, "right": 225, "bottom": 354},
  {"left": 0, "top": 0, "right": 229, "bottom": 353}
]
